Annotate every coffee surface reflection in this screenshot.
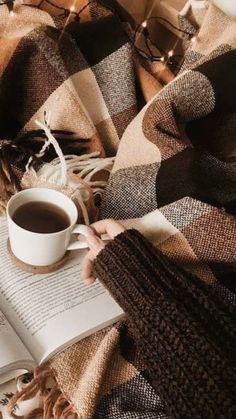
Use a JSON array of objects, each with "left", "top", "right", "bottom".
[{"left": 12, "top": 201, "right": 70, "bottom": 234}]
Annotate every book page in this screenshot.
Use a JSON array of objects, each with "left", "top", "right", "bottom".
[
  {"left": 0, "top": 310, "right": 34, "bottom": 384},
  {"left": 0, "top": 217, "right": 123, "bottom": 363}
]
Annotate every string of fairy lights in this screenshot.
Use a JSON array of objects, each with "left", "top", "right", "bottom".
[
  {"left": 0, "top": 0, "right": 200, "bottom": 69},
  {"left": 134, "top": 16, "right": 197, "bottom": 67}
]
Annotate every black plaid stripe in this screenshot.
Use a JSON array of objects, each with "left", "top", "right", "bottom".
[
  {"left": 196, "top": 50, "right": 236, "bottom": 111},
  {"left": 0, "top": 26, "right": 87, "bottom": 138},
  {"left": 155, "top": 148, "right": 236, "bottom": 214},
  {"left": 66, "top": 14, "right": 129, "bottom": 67},
  {"left": 93, "top": 374, "right": 168, "bottom": 419},
  {"left": 0, "top": 8, "right": 137, "bottom": 143},
  {"left": 101, "top": 163, "right": 159, "bottom": 219}
]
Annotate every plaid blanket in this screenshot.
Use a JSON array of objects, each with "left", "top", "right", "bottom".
[
  {"left": 3, "top": 2, "right": 236, "bottom": 419},
  {"left": 0, "top": 1, "right": 138, "bottom": 210},
  {"left": 101, "top": 2, "right": 236, "bottom": 288}
]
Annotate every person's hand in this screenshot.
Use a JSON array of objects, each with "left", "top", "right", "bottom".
[{"left": 79, "top": 219, "right": 126, "bottom": 284}]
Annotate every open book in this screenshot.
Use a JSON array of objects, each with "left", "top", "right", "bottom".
[{"left": 0, "top": 217, "right": 124, "bottom": 385}]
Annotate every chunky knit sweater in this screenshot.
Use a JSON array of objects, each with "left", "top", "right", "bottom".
[{"left": 94, "top": 229, "right": 236, "bottom": 419}]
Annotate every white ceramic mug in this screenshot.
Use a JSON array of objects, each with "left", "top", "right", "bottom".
[{"left": 6, "top": 188, "right": 91, "bottom": 266}]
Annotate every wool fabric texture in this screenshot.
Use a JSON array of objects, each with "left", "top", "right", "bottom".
[
  {"left": 0, "top": 1, "right": 139, "bottom": 209},
  {"left": 94, "top": 229, "right": 235, "bottom": 419},
  {"left": 3, "top": 2, "right": 236, "bottom": 419}
]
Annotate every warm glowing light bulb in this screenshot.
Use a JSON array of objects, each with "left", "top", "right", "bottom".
[
  {"left": 168, "top": 50, "right": 174, "bottom": 57},
  {"left": 191, "top": 36, "right": 197, "bottom": 43},
  {"left": 160, "top": 56, "right": 165, "bottom": 62},
  {"left": 70, "top": 5, "right": 75, "bottom": 12},
  {"left": 9, "top": 11, "right": 15, "bottom": 17},
  {"left": 141, "top": 20, "right": 147, "bottom": 28}
]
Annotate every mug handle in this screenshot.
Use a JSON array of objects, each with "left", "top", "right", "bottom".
[{"left": 66, "top": 224, "right": 109, "bottom": 251}]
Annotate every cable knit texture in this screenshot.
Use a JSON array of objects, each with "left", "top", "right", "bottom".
[{"left": 94, "top": 229, "right": 236, "bottom": 419}]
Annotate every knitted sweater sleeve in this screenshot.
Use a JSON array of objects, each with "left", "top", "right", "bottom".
[{"left": 93, "top": 229, "right": 236, "bottom": 419}]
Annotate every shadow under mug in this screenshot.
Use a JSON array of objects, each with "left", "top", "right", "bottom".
[{"left": 6, "top": 188, "right": 91, "bottom": 267}]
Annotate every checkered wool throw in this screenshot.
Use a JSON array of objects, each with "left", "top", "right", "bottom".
[
  {"left": 101, "top": 3, "right": 236, "bottom": 285},
  {"left": 0, "top": 0, "right": 140, "bottom": 212},
  {"left": 3, "top": 2, "right": 236, "bottom": 419}
]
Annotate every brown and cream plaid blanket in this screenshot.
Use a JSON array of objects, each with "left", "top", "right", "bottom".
[
  {"left": 102, "top": 2, "right": 236, "bottom": 287},
  {"left": 1, "top": 2, "right": 236, "bottom": 419},
  {"left": 0, "top": 0, "right": 140, "bottom": 212}
]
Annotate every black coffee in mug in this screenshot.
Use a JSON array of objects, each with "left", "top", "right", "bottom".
[{"left": 12, "top": 201, "right": 71, "bottom": 234}]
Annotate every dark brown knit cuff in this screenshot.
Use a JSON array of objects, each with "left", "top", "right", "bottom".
[
  {"left": 93, "top": 229, "right": 158, "bottom": 314},
  {"left": 94, "top": 229, "right": 235, "bottom": 357}
]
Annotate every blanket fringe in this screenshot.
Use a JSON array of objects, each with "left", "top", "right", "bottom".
[
  {"left": 1, "top": 118, "right": 114, "bottom": 222},
  {"left": 7, "top": 364, "right": 79, "bottom": 419},
  {"left": 0, "top": 147, "right": 20, "bottom": 214},
  {"left": 53, "top": 393, "right": 71, "bottom": 418},
  {"left": 44, "top": 387, "right": 63, "bottom": 419},
  {"left": 23, "top": 151, "right": 114, "bottom": 225},
  {"left": 20, "top": 120, "right": 114, "bottom": 224},
  {"left": 24, "top": 408, "right": 44, "bottom": 419}
]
